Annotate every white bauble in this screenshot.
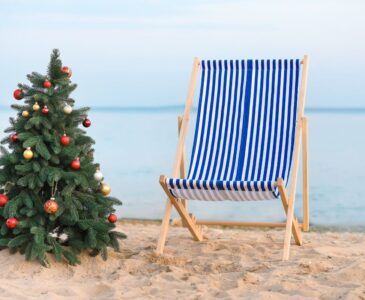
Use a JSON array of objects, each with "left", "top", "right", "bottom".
[
  {"left": 94, "top": 170, "right": 103, "bottom": 182},
  {"left": 49, "top": 232, "right": 58, "bottom": 238},
  {"left": 63, "top": 104, "right": 73, "bottom": 114},
  {"left": 58, "top": 233, "right": 69, "bottom": 243}
]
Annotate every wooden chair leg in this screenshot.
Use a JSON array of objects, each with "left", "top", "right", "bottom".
[
  {"left": 277, "top": 178, "right": 302, "bottom": 261},
  {"left": 178, "top": 115, "right": 188, "bottom": 211},
  {"left": 156, "top": 199, "right": 173, "bottom": 254},
  {"left": 283, "top": 203, "right": 295, "bottom": 261},
  {"left": 159, "top": 175, "right": 203, "bottom": 242},
  {"left": 302, "top": 117, "right": 310, "bottom": 232}
]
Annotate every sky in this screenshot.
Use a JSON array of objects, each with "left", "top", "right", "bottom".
[{"left": 0, "top": 0, "right": 364, "bottom": 108}]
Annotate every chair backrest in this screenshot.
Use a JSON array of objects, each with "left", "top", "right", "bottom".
[{"left": 187, "top": 59, "right": 301, "bottom": 184}]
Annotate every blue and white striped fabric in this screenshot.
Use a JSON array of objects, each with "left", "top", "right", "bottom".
[{"left": 166, "top": 59, "right": 301, "bottom": 201}]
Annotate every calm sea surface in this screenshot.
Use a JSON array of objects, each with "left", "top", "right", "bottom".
[{"left": 1, "top": 107, "right": 364, "bottom": 227}]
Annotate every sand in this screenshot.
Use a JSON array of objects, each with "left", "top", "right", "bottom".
[{"left": 0, "top": 222, "right": 364, "bottom": 300}]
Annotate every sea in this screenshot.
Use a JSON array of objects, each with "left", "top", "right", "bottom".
[{"left": 1, "top": 107, "right": 365, "bottom": 228}]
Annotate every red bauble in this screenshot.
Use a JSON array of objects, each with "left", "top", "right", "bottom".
[
  {"left": 42, "top": 106, "right": 49, "bottom": 115},
  {"left": 44, "top": 198, "right": 59, "bottom": 214},
  {"left": 43, "top": 80, "right": 52, "bottom": 88},
  {"left": 0, "top": 194, "right": 9, "bottom": 207},
  {"left": 6, "top": 217, "right": 17, "bottom": 229},
  {"left": 108, "top": 214, "right": 117, "bottom": 223},
  {"left": 71, "top": 158, "right": 81, "bottom": 170},
  {"left": 10, "top": 133, "right": 18, "bottom": 142},
  {"left": 61, "top": 66, "right": 72, "bottom": 78},
  {"left": 13, "top": 89, "right": 23, "bottom": 100},
  {"left": 60, "top": 134, "right": 70, "bottom": 146},
  {"left": 83, "top": 118, "right": 91, "bottom": 128}
]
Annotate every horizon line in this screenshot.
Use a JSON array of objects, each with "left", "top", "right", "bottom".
[{"left": 1, "top": 105, "right": 365, "bottom": 114}]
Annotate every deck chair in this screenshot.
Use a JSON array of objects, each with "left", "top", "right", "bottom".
[{"left": 157, "top": 56, "right": 309, "bottom": 260}]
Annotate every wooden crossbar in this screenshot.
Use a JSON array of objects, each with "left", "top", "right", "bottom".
[{"left": 196, "top": 220, "right": 303, "bottom": 228}]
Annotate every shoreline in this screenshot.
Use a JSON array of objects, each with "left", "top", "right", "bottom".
[{"left": 120, "top": 218, "right": 365, "bottom": 233}]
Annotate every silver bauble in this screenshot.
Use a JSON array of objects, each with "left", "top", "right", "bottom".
[
  {"left": 63, "top": 104, "right": 73, "bottom": 114},
  {"left": 94, "top": 170, "right": 103, "bottom": 182}
]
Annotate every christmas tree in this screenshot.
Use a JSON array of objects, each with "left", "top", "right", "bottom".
[{"left": 0, "top": 49, "right": 126, "bottom": 266}]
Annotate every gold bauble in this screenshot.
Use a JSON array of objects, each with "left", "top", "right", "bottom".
[
  {"left": 44, "top": 198, "right": 59, "bottom": 214},
  {"left": 33, "top": 102, "right": 40, "bottom": 111},
  {"left": 22, "top": 111, "right": 30, "bottom": 118},
  {"left": 100, "top": 183, "right": 111, "bottom": 196},
  {"left": 23, "top": 147, "right": 33, "bottom": 160}
]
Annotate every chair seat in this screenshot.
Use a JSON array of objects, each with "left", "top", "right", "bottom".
[{"left": 165, "top": 177, "right": 280, "bottom": 201}]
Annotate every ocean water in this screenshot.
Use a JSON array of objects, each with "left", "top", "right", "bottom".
[{"left": 1, "top": 108, "right": 365, "bottom": 227}]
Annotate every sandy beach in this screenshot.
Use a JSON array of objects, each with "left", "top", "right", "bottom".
[{"left": 0, "top": 222, "right": 363, "bottom": 299}]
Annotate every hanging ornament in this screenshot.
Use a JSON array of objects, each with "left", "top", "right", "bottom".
[
  {"left": 0, "top": 194, "right": 9, "bottom": 207},
  {"left": 43, "top": 80, "right": 52, "bottom": 88},
  {"left": 58, "top": 233, "right": 68, "bottom": 243},
  {"left": 82, "top": 118, "right": 91, "bottom": 128},
  {"left": 108, "top": 213, "right": 117, "bottom": 223},
  {"left": 23, "top": 147, "right": 33, "bottom": 160},
  {"left": 49, "top": 229, "right": 59, "bottom": 239},
  {"left": 63, "top": 103, "right": 73, "bottom": 114},
  {"left": 60, "top": 134, "right": 70, "bottom": 146},
  {"left": 61, "top": 66, "right": 72, "bottom": 78},
  {"left": 94, "top": 169, "right": 103, "bottom": 182},
  {"left": 49, "top": 228, "right": 68, "bottom": 243},
  {"left": 6, "top": 217, "right": 17, "bottom": 229},
  {"left": 33, "top": 101, "right": 40, "bottom": 111},
  {"left": 44, "top": 197, "right": 59, "bottom": 214},
  {"left": 10, "top": 133, "right": 18, "bottom": 142},
  {"left": 100, "top": 182, "right": 111, "bottom": 196},
  {"left": 22, "top": 110, "right": 30, "bottom": 118},
  {"left": 13, "top": 89, "right": 23, "bottom": 100},
  {"left": 71, "top": 158, "right": 81, "bottom": 170},
  {"left": 41, "top": 105, "right": 49, "bottom": 115}
]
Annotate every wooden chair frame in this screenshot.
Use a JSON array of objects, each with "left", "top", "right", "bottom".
[{"left": 156, "top": 56, "right": 309, "bottom": 260}]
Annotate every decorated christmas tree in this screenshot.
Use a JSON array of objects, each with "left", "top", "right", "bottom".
[{"left": 0, "top": 49, "right": 125, "bottom": 266}]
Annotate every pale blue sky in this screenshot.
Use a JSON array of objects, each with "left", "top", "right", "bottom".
[{"left": 0, "top": 0, "right": 364, "bottom": 108}]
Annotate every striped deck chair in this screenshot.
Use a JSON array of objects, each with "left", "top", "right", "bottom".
[{"left": 157, "top": 56, "right": 309, "bottom": 260}]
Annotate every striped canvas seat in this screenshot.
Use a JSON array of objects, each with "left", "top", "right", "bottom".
[{"left": 166, "top": 59, "right": 301, "bottom": 201}]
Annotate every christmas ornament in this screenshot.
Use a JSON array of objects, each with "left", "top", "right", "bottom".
[
  {"left": 58, "top": 233, "right": 68, "bottom": 243},
  {"left": 23, "top": 147, "right": 33, "bottom": 160},
  {"left": 63, "top": 103, "right": 72, "bottom": 114},
  {"left": 0, "top": 194, "right": 9, "bottom": 207},
  {"left": 61, "top": 66, "right": 72, "bottom": 78},
  {"left": 10, "top": 133, "right": 18, "bottom": 142},
  {"left": 13, "top": 89, "right": 23, "bottom": 100},
  {"left": 100, "top": 182, "right": 111, "bottom": 196},
  {"left": 33, "top": 101, "right": 40, "bottom": 111},
  {"left": 22, "top": 111, "right": 30, "bottom": 118},
  {"left": 44, "top": 197, "right": 59, "bottom": 214},
  {"left": 94, "top": 169, "right": 103, "bottom": 182},
  {"left": 6, "top": 217, "right": 17, "bottom": 229},
  {"left": 49, "top": 228, "right": 68, "bottom": 243},
  {"left": 108, "top": 214, "right": 117, "bottom": 223},
  {"left": 49, "top": 231, "right": 58, "bottom": 238},
  {"left": 60, "top": 134, "right": 70, "bottom": 146},
  {"left": 43, "top": 80, "right": 52, "bottom": 88},
  {"left": 83, "top": 118, "right": 91, "bottom": 128},
  {"left": 41, "top": 105, "right": 49, "bottom": 115},
  {"left": 71, "top": 158, "right": 81, "bottom": 170}
]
